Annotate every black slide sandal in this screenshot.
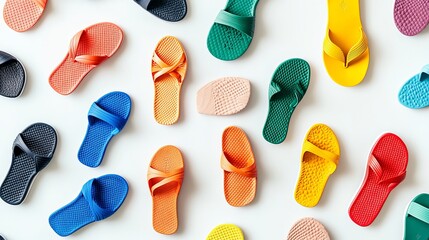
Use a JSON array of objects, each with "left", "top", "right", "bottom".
[
  {"left": 134, "top": 0, "right": 187, "bottom": 22},
  {"left": 0, "top": 123, "right": 57, "bottom": 205},
  {"left": 0, "top": 51, "right": 26, "bottom": 98}
]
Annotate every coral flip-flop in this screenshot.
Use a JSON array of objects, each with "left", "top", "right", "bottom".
[
  {"left": 133, "top": 0, "right": 187, "bottom": 22},
  {"left": 49, "top": 22, "right": 123, "bottom": 95},
  {"left": 394, "top": 0, "right": 429, "bottom": 36},
  {"left": 49, "top": 174, "right": 128, "bottom": 237},
  {"left": 3, "top": 0, "right": 47, "bottom": 32},
  {"left": 0, "top": 123, "right": 57, "bottom": 205},
  {"left": 287, "top": 218, "right": 330, "bottom": 240},
  {"left": 222, "top": 126, "right": 256, "bottom": 207},
  {"left": 151, "top": 36, "right": 187, "bottom": 125},
  {"left": 294, "top": 124, "right": 340, "bottom": 207},
  {"left": 196, "top": 77, "right": 251, "bottom": 116},
  {"left": 398, "top": 65, "right": 429, "bottom": 109},
  {"left": 349, "top": 133, "right": 408, "bottom": 227},
  {"left": 403, "top": 193, "right": 429, "bottom": 240},
  {"left": 206, "top": 224, "right": 244, "bottom": 240},
  {"left": 323, "top": 0, "right": 369, "bottom": 87},
  {"left": 78, "top": 91, "right": 131, "bottom": 168},
  {"left": 207, "top": 0, "right": 259, "bottom": 61},
  {"left": 0, "top": 51, "right": 26, "bottom": 98},
  {"left": 148, "top": 145, "right": 184, "bottom": 234},
  {"left": 262, "top": 58, "right": 310, "bottom": 144}
]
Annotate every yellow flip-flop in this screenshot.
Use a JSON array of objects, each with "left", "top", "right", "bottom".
[
  {"left": 323, "top": 0, "right": 369, "bottom": 87},
  {"left": 294, "top": 124, "right": 340, "bottom": 207}
]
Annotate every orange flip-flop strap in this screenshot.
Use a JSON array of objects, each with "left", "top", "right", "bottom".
[
  {"left": 148, "top": 166, "right": 184, "bottom": 196},
  {"left": 152, "top": 52, "right": 186, "bottom": 83},
  {"left": 221, "top": 153, "right": 257, "bottom": 178},
  {"left": 32, "top": 0, "right": 47, "bottom": 9},
  {"left": 68, "top": 30, "right": 110, "bottom": 66}
]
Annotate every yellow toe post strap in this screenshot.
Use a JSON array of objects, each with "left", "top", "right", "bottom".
[
  {"left": 323, "top": 28, "right": 368, "bottom": 68},
  {"left": 303, "top": 141, "right": 339, "bottom": 169}
]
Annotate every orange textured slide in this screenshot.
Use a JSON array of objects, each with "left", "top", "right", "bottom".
[
  {"left": 49, "top": 22, "right": 123, "bottom": 95},
  {"left": 147, "top": 145, "right": 184, "bottom": 235},
  {"left": 151, "top": 36, "right": 187, "bottom": 125},
  {"left": 221, "top": 126, "right": 257, "bottom": 207},
  {"left": 3, "top": 0, "right": 47, "bottom": 32}
]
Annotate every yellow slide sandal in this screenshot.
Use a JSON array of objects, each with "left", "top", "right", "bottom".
[
  {"left": 206, "top": 224, "right": 244, "bottom": 240},
  {"left": 323, "top": 0, "right": 369, "bottom": 87},
  {"left": 294, "top": 124, "right": 340, "bottom": 207}
]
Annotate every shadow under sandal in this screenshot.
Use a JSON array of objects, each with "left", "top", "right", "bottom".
[
  {"left": 133, "top": 0, "right": 187, "bottom": 22},
  {"left": 78, "top": 91, "right": 131, "bottom": 168},
  {"left": 262, "top": 58, "right": 310, "bottom": 144},
  {"left": 0, "top": 51, "right": 26, "bottom": 98},
  {"left": 49, "top": 174, "right": 128, "bottom": 237},
  {"left": 0, "top": 123, "right": 57, "bottom": 205},
  {"left": 404, "top": 193, "right": 429, "bottom": 240},
  {"left": 207, "top": 0, "right": 259, "bottom": 61}
]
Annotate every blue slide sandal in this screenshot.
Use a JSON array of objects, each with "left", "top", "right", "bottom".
[
  {"left": 399, "top": 65, "right": 429, "bottom": 109},
  {"left": 78, "top": 91, "right": 131, "bottom": 168},
  {"left": 49, "top": 174, "right": 128, "bottom": 237}
]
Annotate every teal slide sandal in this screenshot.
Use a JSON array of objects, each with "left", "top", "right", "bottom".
[
  {"left": 404, "top": 193, "right": 429, "bottom": 240},
  {"left": 399, "top": 65, "right": 429, "bottom": 109},
  {"left": 207, "top": 0, "right": 259, "bottom": 61}
]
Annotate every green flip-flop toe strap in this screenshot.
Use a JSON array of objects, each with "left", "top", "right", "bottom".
[{"left": 215, "top": 10, "right": 255, "bottom": 37}]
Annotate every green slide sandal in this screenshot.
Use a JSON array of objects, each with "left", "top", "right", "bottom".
[
  {"left": 206, "top": 0, "right": 259, "bottom": 61},
  {"left": 404, "top": 193, "right": 429, "bottom": 240},
  {"left": 262, "top": 58, "right": 311, "bottom": 144}
]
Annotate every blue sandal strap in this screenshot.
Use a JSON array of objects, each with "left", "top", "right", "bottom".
[
  {"left": 408, "top": 202, "right": 429, "bottom": 225},
  {"left": 82, "top": 179, "right": 114, "bottom": 221},
  {"left": 215, "top": 10, "right": 255, "bottom": 37},
  {"left": 88, "top": 103, "right": 126, "bottom": 135}
]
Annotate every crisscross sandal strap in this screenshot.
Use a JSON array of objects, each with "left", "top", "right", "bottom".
[
  {"left": 135, "top": 0, "right": 154, "bottom": 10},
  {"left": 0, "top": 52, "right": 15, "bottom": 67},
  {"left": 408, "top": 202, "right": 429, "bottom": 225},
  {"left": 13, "top": 134, "right": 52, "bottom": 172},
  {"left": 147, "top": 167, "right": 184, "bottom": 196},
  {"left": 303, "top": 140, "right": 339, "bottom": 166},
  {"left": 68, "top": 30, "right": 109, "bottom": 66},
  {"left": 419, "top": 65, "right": 429, "bottom": 81},
  {"left": 82, "top": 179, "right": 115, "bottom": 221},
  {"left": 152, "top": 52, "right": 186, "bottom": 83},
  {"left": 32, "top": 0, "right": 47, "bottom": 9},
  {"left": 323, "top": 28, "right": 368, "bottom": 68},
  {"left": 221, "top": 153, "right": 257, "bottom": 178},
  {"left": 88, "top": 103, "right": 126, "bottom": 135},
  {"left": 368, "top": 154, "right": 406, "bottom": 190},
  {"left": 215, "top": 10, "right": 255, "bottom": 37}
]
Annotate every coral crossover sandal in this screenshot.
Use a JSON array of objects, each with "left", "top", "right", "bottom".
[
  {"left": 148, "top": 145, "right": 184, "bottom": 234},
  {"left": 403, "top": 193, "right": 429, "bottom": 240},
  {"left": 151, "top": 36, "right": 187, "bottom": 125},
  {"left": 294, "top": 124, "right": 340, "bottom": 207},
  {"left": 3, "top": 0, "right": 47, "bottom": 32},
  {"left": 49, "top": 22, "right": 123, "bottom": 95},
  {"left": 207, "top": 0, "right": 260, "bottom": 60},
  {"left": 206, "top": 224, "right": 244, "bottom": 240},
  {"left": 323, "top": 0, "right": 369, "bottom": 87},
  {"left": 349, "top": 133, "right": 408, "bottom": 227},
  {"left": 221, "top": 126, "right": 257, "bottom": 207}
]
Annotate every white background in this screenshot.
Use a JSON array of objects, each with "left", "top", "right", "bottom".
[{"left": 0, "top": 0, "right": 428, "bottom": 239}]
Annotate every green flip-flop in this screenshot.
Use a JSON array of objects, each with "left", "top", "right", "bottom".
[
  {"left": 262, "top": 58, "right": 311, "bottom": 144},
  {"left": 206, "top": 0, "right": 259, "bottom": 61},
  {"left": 404, "top": 193, "right": 429, "bottom": 240}
]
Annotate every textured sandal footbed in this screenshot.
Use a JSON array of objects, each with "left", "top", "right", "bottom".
[
  {"left": 394, "top": 0, "right": 429, "bottom": 36},
  {"left": 263, "top": 59, "right": 310, "bottom": 144},
  {"left": 3, "top": 0, "right": 46, "bottom": 32},
  {"left": 49, "top": 174, "right": 128, "bottom": 237},
  {"left": 0, "top": 123, "right": 57, "bottom": 205},
  {"left": 78, "top": 92, "right": 131, "bottom": 168},
  {"left": 404, "top": 194, "right": 429, "bottom": 240},
  {"left": 207, "top": 0, "right": 259, "bottom": 60},
  {"left": 206, "top": 224, "right": 244, "bottom": 240},
  {"left": 398, "top": 71, "right": 429, "bottom": 109},
  {"left": 134, "top": 0, "right": 187, "bottom": 22},
  {"left": 0, "top": 51, "right": 25, "bottom": 98}
]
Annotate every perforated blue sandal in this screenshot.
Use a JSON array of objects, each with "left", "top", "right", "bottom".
[
  {"left": 49, "top": 174, "right": 128, "bottom": 237},
  {"left": 399, "top": 65, "right": 429, "bottom": 109},
  {"left": 78, "top": 91, "right": 131, "bottom": 168}
]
